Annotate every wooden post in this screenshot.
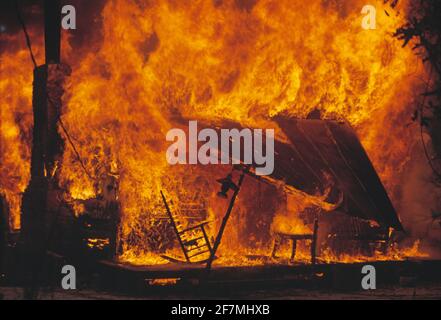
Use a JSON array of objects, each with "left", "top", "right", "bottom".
[
  {"left": 290, "top": 239, "right": 297, "bottom": 263},
  {"left": 20, "top": 1, "right": 64, "bottom": 298},
  {"left": 44, "top": 0, "right": 61, "bottom": 64},
  {"left": 206, "top": 168, "right": 248, "bottom": 270},
  {"left": 311, "top": 219, "right": 318, "bottom": 265},
  {"left": 20, "top": 65, "right": 50, "bottom": 299},
  {"left": 21, "top": 66, "right": 49, "bottom": 239},
  {"left": 271, "top": 235, "right": 280, "bottom": 258}
]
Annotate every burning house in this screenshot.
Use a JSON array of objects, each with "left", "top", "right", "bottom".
[{"left": 1, "top": 0, "right": 441, "bottom": 297}]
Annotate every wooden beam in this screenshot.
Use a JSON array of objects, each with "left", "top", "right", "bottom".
[
  {"left": 44, "top": 0, "right": 61, "bottom": 64},
  {"left": 206, "top": 168, "right": 248, "bottom": 270}
]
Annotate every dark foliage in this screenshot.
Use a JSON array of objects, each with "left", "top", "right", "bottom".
[{"left": 389, "top": 0, "right": 441, "bottom": 181}]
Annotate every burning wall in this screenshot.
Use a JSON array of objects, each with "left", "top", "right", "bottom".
[{"left": 0, "top": 0, "right": 438, "bottom": 264}]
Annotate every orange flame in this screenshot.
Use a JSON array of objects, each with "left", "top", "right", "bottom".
[{"left": 0, "top": 0, "right": 432, "bottom": 265}]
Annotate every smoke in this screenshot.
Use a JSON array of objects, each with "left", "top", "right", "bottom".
[{"left": 397, "top": 137, "right": 441, "bottom": 255}]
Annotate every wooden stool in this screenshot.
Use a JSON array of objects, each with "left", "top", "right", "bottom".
[{"left": 271, "top": 219, "right": 318, "bottom": 264}]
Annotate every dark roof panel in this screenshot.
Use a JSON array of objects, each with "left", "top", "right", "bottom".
[{"left": 274, "top": 117, "right": 403, "bottom": 230}]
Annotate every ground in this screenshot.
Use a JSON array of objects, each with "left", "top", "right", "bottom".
[{"left": 1, "top": 284, "right": 441, "bottom": 300}]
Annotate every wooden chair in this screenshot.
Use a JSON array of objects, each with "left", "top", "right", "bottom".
[
  {"left": 271, "top": 219, "right": 319, "bottom": 264},
  {"left": 324, "top": 215, "right": 390, "bottom": 256},
  {"left": 160, "top": 191, "right": 213, "bottom": 264}
]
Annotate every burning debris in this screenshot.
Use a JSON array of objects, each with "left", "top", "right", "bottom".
[{"left": 0, "top": 0, "right": 439, "bottom": 287}]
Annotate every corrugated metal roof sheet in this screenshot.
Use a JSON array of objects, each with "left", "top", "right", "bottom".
[{"left": 272, "top": 118, "right": 403, "bottom": 230}]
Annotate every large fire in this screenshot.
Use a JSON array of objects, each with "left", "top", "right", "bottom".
[{"left": 0, "top": 0, "right": 433, "bottom": 266}]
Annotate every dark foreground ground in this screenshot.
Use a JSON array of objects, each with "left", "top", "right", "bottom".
[
  {"left": 2, "top": 258, "right": 441, "bottom": 300},
  {"left": 1, "top": 283, "right": 441, "bottom": 300}
]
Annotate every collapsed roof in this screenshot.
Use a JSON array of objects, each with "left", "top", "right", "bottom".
[
  {"left": 210, "top": 117, "right": 403, "bottom": 231},
  {"left": 272, "top": 118, "right": 403, "bottom": 231}
]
